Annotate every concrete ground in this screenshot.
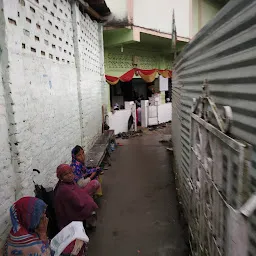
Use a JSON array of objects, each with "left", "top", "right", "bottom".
[{"left": 88, "top": 129, "right": 188, "bottom": 256}]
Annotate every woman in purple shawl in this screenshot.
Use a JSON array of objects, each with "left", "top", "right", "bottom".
[
  {"left": 54, "top": 164, "right": 98, "bottom": 231},
  {"left": 70, "top": 145, "right": 102, "bottom": 196}
]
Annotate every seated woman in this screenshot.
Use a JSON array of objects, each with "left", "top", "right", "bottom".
[
  {"left": 71, "top": 145, "right": 102, "bottom": 196},
  {"left": 5, "top": 197, "right": 51, "bottom": 256},
  {"left": 54, "top": 164, "right": 98, "bottom": 232}
]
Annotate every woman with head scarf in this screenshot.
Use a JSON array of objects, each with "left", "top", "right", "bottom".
[
  {"left": 70, "top": 145, "right": 102, "bottom": 196},
  {"left": 5, "top": 197, "right": 51, "bottom": 256},
  {"left": 54, "top": 164, "right": 98, "bottom": 232}
]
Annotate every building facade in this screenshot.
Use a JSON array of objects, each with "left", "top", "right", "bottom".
[
  {"left": 104, "top": 0, "right": 226, "bottom": 78},
  {"left": 0, "top": 0, "right": 110, "bottom": 247},
  {"left": 103, "top": 0, "right": 225, "bottom": 109},
  {"left": 103, "top": 0, "right": 225, "bottom": 132}
]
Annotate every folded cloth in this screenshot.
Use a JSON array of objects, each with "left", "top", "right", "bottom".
[
  {"left": 50, "top": 221, "right": 89, "bottom": 256},
  {"left": 77, "top": 177, "right": 91, "bottom": 188}
]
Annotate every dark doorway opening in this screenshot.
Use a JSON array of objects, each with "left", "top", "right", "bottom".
[{"left": 109, "top": 78, "right": 172, "bottom": 108}]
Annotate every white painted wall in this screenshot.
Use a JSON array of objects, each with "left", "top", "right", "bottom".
[
  {"left": 105, "top": 0, "right": 127, "bottom": 22},
  {"left": 0, "top": 0, "right": 107, "bottom": 247},
  {"left": 73, "top": 4, "right": 105, "bottom": 150},
  {"left": 158, "top": 103, "right": 172, "bottom": 124},
  {"left": 148, "top": 106, "right": 158, "bottom": 126},
  {"left": 106, "top": 0, "right": 221, "bottom": 39},
  {"left": 3, "top": 0, "right": 82, "bottom": 195},
  {"left": 108, "top": 109, "right": 131, "bottom": 134},
  {"left": 108, "top": 102, "right": 172, "bottom": 133},
  {"left": 133, "top": 0, "right": 190, "bottom": 38},
  {"left": 0, "top": 9, "right": 16, "bottom": 248},
  {"left": 147, "top": 103, "right": 172, "bottom": 126}
]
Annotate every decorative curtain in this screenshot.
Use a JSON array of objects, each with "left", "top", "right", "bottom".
[{"left": 105, "top": 68, "right": 172, "bottom": 85}]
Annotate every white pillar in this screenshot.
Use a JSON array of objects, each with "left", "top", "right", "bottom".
[
  {"left": 141, "top": 100, "right": 148, "bottom": 127},
  {"left": 131, "top": 103, "right": 137, "bottom": 132}
]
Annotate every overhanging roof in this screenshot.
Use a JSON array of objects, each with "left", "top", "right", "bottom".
[
  {"left": 76, "top": 0, "right": 111, "bottom": 21},
  {"left": 104, "top": 27, "right": 187, "bottom": 55},
  {"left": 86, "top": 0, "right": 111, "bottom": 17}
]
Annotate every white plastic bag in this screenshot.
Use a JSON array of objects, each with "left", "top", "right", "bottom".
[{"left": 50, "top": 221, "right": 89, "bottom": 256}]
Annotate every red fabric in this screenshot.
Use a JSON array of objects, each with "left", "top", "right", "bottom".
[
  {"left": 62, "top": 241, "right": 86, "bottom": 256},
  {"left": 105, "top": 75, "right": 119, "bottom": 83},
  {"left": 136, "top": 68, "right": 157, "bottom": 75},
  {"left": 119, "top": 69, "right": 135, "bottom": 82},
  {"left": 83, "top": 180, "right": 100, "bottom": 196},
  {"left": 54, "top": 181, "right": 98, "bottom": 230},
  {"left": 158, "top": 70, "right": 172, "bottom": 78},
  {"left": 56, "top": 164, "right": 72, "bottom": 179},
  {"left": 105, "top": 68, "right": 172, "bottom": 84}
]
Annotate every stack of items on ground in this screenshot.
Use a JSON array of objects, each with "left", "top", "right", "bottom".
[
  {"left": 116, "top": 130, "right": 143, "bottom": 139},
  {"left": 3, "top": 143, "right": 113, "bottom": 256}
]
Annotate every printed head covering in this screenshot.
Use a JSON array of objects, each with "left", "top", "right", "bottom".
[
  {"left": 70, "top": 146, "right": 86, "bottom": 183},
  {"left": 57, "top": 164, "right": 72, "bottom": 179},
  {"left": 6, "top": 197, "right": 49, "bottom": 256},
  {"left": 10, "top": 197, "right": 46, "bottom": 233}
]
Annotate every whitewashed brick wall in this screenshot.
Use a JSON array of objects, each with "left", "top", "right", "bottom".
[
  {"left": 72, "top": 3, "right": 108, "bottom": 150},
  {"left": 0, "top": 1, "right": 16, "bottom": 248},
  {"left": 98, "top": 25, "right": 110, "bottom": 114},
  {"left": 0, "top": 0, "right": 106, "bottom": 247},
  {"left": 73, "top": 4, "right": 101, "bottom": 150}
]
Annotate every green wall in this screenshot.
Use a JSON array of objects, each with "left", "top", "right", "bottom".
[
  {"left": 104, "top": 44, "right": 173, "bottom": 77},
  {"left": 103, "top": 27, "right": 188, "bottom": 77},
  {"left": 192, "top": 0, "right": 221, "bottom": 37}
]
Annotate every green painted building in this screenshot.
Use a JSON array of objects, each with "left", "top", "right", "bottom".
[
  {"left": 104, "top": 27, "right": 188, "bottom": 78},
  {"left": 103, "top": 0, "right": 227, "bottom": 108}
]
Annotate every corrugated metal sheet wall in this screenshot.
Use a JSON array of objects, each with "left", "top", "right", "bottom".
[{"left": 172, "top": 0, "right": 256, "bottom": 255}]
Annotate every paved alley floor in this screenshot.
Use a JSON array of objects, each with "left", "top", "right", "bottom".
[{"left": 88, "top": 130, "right": 188, "bottom": 256}]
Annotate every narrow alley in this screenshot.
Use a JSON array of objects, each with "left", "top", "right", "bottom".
[
  {"left": 88, "top": 129, "right": 188, "bottom": 256},
  {"left": 2, "top": 0, "right": 256, "bottom": 255}
]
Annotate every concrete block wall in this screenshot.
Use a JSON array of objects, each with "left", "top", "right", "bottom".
[
  {"left": 0, "top": 5, "right": 16, "bottom": 246},
  {"left": 2, "top": 0, "right": 80, "bottom": 194},
  {"left": 0, "top": 0, "right": 106, "bottom": 246},
  {"left": 98, "top": 25, "right": 110, "bottom": 114},
  {"left": 73, "top": 3, "right": 107, "bottom": 151}
]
